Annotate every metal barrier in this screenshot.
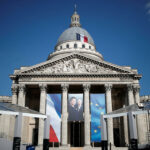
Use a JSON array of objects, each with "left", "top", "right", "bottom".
[{"left": 0, "top": 138, "right": 13, "bottom": 150}]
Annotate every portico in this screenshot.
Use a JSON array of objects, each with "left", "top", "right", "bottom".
[{"left": 9, "top": 79, "right": 142, "bottom": 147}]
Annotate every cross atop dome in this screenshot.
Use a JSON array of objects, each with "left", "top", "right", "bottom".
[
  {"left": 74, "top": 4, "right": 77, "bottom": 14},
  {"left": 70, "top": 4, "right": 81, "bottom": 27}
]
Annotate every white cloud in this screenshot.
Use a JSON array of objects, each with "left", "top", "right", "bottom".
[
  {"left": 147, "top": 9, "right": 150, "bottom": 15},
  {"left": 147, "top": 9, "right": 150, "bottom": 14},
  {"left": 146, "top": 2, "right": 150, "bottom": 9},
  {"left": 146, "top": 2, "right": 150, "bottom": 16}
]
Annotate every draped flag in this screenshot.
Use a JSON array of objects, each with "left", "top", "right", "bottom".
[
  {"left": 90, "top": 94, "right": 106, "bottom": 142},
  {"left": 76, "top": 33, "right": 88, "bottom": 43},
  {"left": 46, "top": 94, "right": 61, "bottom": 142}
]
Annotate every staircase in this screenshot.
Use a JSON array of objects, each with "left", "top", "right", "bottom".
[{"left": 70, "top": 148, "right": 83, "bottom": 150}]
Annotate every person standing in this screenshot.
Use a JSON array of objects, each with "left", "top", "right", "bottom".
[
  {"left": 77, "top": 99, "right": 83, "bottom": 121},
  {"left": 68, "top": 97, "right": 77, "bottom": 121}
]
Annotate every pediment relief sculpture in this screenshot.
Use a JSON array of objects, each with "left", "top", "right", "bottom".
[{"left": 31, "top": 59, "right": 118, "bottom": 74}]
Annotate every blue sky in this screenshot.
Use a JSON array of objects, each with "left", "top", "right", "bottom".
[{"left": 0, "top": 0, "right": 150, "bottom": 96}]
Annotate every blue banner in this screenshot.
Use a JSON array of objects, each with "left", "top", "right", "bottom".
[{"left": 90, "top": 94, "right": 106, "bottom": 142}]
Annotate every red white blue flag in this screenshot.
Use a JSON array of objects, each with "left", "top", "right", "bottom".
[
  {"left": 46, "top": 94, "right": 61, "bottom": 142},
  {"left": 76, "top": 33, "right": 88, "bottom": 43}
]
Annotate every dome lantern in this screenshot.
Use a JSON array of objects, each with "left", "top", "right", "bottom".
[{"left": 70, "top": 4, "right": 81, "bottom": 27}]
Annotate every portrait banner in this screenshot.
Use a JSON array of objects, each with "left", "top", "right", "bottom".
[{"left": 68, "top": 94, "right": 83, "bottom": 121}]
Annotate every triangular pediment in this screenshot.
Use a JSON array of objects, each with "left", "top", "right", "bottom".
[{"left": 15, "top": 53, "right": 134, "bottom": 75}]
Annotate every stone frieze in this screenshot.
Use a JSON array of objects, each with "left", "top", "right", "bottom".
[{"left": 32, "top": 59, "right": 117, "bottom": 74}]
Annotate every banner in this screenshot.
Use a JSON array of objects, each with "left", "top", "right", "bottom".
[
  {"left": 46, "top": 94, "right": 61, "bottom": 142},
  {"left": 90, "top": 94, "right": 106, "bottom": 142},
  {"left": 68, "top": 94, "right": 83, "bottom": 121}
]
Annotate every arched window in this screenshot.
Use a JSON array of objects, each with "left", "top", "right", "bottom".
[
  {"left": 74, "top": 43, "right": 77, "bottom": 49},
  {"left": 89, "top": 46, "right": 91, "bottom": 49},
  {"left": 60, "top": 46, "right": 62, "bottom": 50},
  {"left": 66, "top": 44, "right": 69, "bottom": 48},
  {"left": 82, "top": 44, "right": 85, "bottom": 48}
]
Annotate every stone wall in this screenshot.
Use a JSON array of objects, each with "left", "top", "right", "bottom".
[
  {"left": 0, "top": 96, "right": 12, "bottom": 103},
  {"left": 140, "top": 95, "right": 150, "bottom": 102}
]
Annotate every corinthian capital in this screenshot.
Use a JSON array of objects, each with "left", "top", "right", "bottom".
[
  {"left": 83, "top": 84, "right": 90, "bottom": 92},
  {"left": 19, "top": 84, "right": 26, "bottom": 92},
  {"left": 11, "top": 84, "right": 18, "bottom": 94},
  {"left": 133, "top": 85, "right": 140, "bottom": 93},
  {"left": 127, "top": 84, "right": 133, "bottom": 92},
  {"left": 39, "top": 83, "right": 47, "bottom": 92},
  {"left": 105, "top": 84, "right": 112, "bottom": 92},
  {"left": 61, "top": 83, "right": 69, "bottom": 92}
]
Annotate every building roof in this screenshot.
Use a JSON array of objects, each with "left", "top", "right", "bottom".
[
  {"left": 0, "top": 102, "right": 46, "bottom": 118},
  {"left": 107, "top": 104, "right": 140, "bottom": 115}
]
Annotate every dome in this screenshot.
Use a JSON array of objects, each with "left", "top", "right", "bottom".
[
  {"left": 57, "top": 27, "right": 95, "bottom": 46},
  {"left": 47, "top": 6, "right": 103, "bottom": 61}
]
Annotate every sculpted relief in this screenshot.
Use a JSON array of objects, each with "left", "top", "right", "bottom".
[{"left": 33, "top": 59, "right": 117, "bottom": 74}]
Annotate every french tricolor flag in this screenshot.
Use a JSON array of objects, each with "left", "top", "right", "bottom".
[
  {"left": 76, "top": 33, "right": 88, "bottom": 43},
  {"left": 46, "top": 94, "right": 61, "bottom": 142}
]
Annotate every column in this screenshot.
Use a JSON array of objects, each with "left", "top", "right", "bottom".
[
  {"left": 123, "top": 105, "right": 129, "bottom": 146},
  {"left": 127, "top": 84, "right": 134, "bottom": 105},
  {"left": 83, "top": 84, "right": 91, "bottom": 147},
  {"left": 38, "top": 84, "right": 47, "bottom": 145},
  {"left": 13, "top": 113, "right": 23, "bottom": 150},
  {"left": 9, "top": 84, "right": 18, "bottom": 142},
  {"left": 101, "top": 115, "right": 108, "bottom": 149},
  {"left": 11, "top": 84, "right": 18, "bottom": 104},
  {"left": 105, "top": 84, "right": 114, "bottom": 145},
  {"left": 61, "top": 83, "right": 69, "bottom": 147},
  {"left": 43, "top": 115, "right": 50, "bottom": 150},
  {"left": 39, "top": 84, "right": 47, "bottom": 114},
  {"left": 18, "top": 84, "right": 26, "bottom": 106},
  {"left": 134, "top": 85, "right": 140, "bottom": 104},
  {"left": 123, "top": 115, "right": 129, "bottom": 146},
  {"left": 134, "top": 85, "right": 147, "bottom": 144},
  {"left": 128, "top": 111, "right": 138, "bottom": 149},
  {"left": 122, "top": 91, "right": 129, "bottom": 146}
]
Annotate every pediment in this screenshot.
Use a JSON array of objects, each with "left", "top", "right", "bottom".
[
  {"left": 16, "top": 54, "right": 134, "bottom": 75},
  {"left": 30, "top": 58, "right": 119, "bottom": 74}
]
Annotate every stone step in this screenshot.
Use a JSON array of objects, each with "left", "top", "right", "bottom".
[{"left": 70, "top": 148, "right": 83, "bottom": 150}]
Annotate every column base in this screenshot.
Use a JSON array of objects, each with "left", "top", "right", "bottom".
[
  {"left": 61, "top": 144, "right": 69, "bottom": 147},
  {"left": 102, "top": 140, "right": 108, "bottom": 150},
  {"left": 43, "top": 139, "right": 49, "bottom": 150},
  {"left": 13, "top": 137, "right": 21, "bottom": 150},
  {"left": 129, "top": 139, "right": 138, "bottom": 150},
  {"left": 83, "top": 145, "right": 91, "bottom": 150},
  {"left": 59, "top": 145, "right": 69, "bottom": 150}
]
